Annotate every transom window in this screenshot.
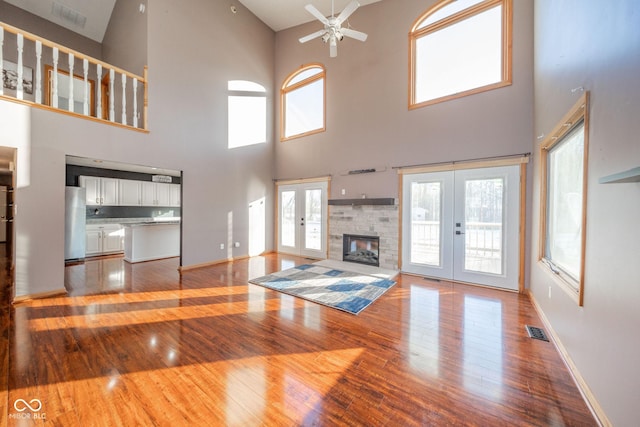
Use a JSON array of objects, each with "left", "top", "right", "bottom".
[
  {"left": 409, "top": 0, "right": 512, "bottom": 109},
  {"left": 540, "top": 92, "right": 590, "bottom": 306},
  {"left": 281, "top": 64, "right": 325, "bottom": 141}
]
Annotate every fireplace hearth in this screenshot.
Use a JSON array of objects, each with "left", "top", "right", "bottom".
[{"left": 343, "top": 234, "right": 380, "bottom": 267}]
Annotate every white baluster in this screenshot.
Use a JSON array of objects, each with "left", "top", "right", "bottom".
[
  {"left": 96, "top": 64, "right": 102, "bottom": 119},
  {"left": 133, "top": 78, "right": 138, "bottom": 128},
  {"left": 83, "top": 58, "right": 89, "bottom": 115},
  {"left": 0, "top": 28, "right": 4, "bottom": 96},
  {"left": 35, "top": 41, "right": 42, "bottom": 104},
  {"left": 52, "top": 47, "right": 59, "bottom": 108},
  {"left": 16, "top": 34, "right": 24, "bottom": 100},
  {"left": 121, "top": 73, "right": 127, "bottom": 125},
  {"left": 68, "top": 53, "right": 74, "bottom": 112},
  {"left": 109, "top": 68, "right": 115, "bottom": 122}
]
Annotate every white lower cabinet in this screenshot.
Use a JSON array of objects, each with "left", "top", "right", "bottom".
[{"left": 86, "top": 224, "right": 124, "bottom": 256}]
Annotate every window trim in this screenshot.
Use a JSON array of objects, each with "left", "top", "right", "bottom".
[
  {"left": 539, "top": 92, "right": 590, "bottom": 306},
  {"left": 280, "top": 63, "right": 326, "bottom": 142},
  {"left": 408, "top": 0, "right": 512, "bottom": 109}
]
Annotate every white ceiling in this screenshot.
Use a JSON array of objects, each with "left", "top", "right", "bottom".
[
  {"left": 3, "top": 0, "right": 117, "bottom": 42},
  {"left": 238, "top": 0, "right": 382, "bottom": 31},
  {"left": 4, "top": 0, "right": 381, "bottom": 40}
]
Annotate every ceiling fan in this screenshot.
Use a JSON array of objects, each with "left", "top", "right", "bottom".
[{"left": 299, "top": 0, "right": 368, "bottom": 58}]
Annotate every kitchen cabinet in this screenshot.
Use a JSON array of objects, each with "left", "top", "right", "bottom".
[
  {"left": 86, "top": 224, "right": 124, "bottom": 256},
  {"left": 141, "top": 182, "right": 180, "bottom": 207},
  {"left": 118, "top": 179, "right": 142, "bottom": 206},
  {"left": 79, "top": 176, "right": 119, "bottom": 206},
  {"left": 123, "top": 223, "right": 180, "bottom": 263}
]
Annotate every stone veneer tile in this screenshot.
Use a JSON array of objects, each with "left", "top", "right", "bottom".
[{"left": 328, "top": 204, "right": 399, "bottom": 270}]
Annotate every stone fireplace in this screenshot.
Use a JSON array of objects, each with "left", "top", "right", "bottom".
[{"left": 328, "top": 199, "right": 399, "bottom": 270}]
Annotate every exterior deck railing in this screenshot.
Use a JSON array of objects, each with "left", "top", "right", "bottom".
[
  {"left": 411, "top": 221, "right": 502, "bottom": 259},
  {"left": 0, "top": 21, "right": 147, "bottom": 131}
]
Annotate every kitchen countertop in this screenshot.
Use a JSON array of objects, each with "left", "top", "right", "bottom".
[
  {"left": 87, "top": 217, "right": 181, "bottom": 225},
  {"left": 124, "top": 221, "right": 181, "bottom": 227}
]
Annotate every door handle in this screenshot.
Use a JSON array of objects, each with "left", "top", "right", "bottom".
[{"left": 455, "top": 231, "right": 464, "bottom": 235}]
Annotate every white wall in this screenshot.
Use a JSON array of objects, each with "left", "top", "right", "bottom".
[
  {"left": 532, "top": 1, "right": 640, "bottom": 425},
  {"left": 1, "top": 0, "right": 275, "bottom": 296}
]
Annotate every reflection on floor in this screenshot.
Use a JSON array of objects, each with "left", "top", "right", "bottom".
[{"left": 2, "top": 254, "right": 597, "bottom": 425}]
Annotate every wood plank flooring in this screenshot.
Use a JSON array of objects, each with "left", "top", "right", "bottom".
[{"left": 2, "top": 254, "right": 596, "bottom": 426}]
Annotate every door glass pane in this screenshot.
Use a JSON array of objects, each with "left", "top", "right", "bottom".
[
  {"left": 464, "top": 178, "right": 503, "bottom": 274},
  {"left": 281, "top": 191, "right": 296, "bottom": 247},
  {"left": 411, "top": 181, "right": 441, "bottom": 266},
  {"left": 305, "top": 189, "right": 322, "bottom": 250}
]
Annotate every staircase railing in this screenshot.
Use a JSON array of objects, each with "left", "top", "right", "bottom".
[{"left": 0, "top": 21, "right": 148, "bottom": 131}]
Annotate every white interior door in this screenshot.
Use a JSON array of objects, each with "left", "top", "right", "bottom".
[
  {"left": 277, "top": 181, "right": 328, "bottom": 259},
  {"left": 402, "top": 165, "right": 520, "bottom": 290}
]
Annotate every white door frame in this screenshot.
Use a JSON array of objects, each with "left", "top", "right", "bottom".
[
  {"left": 400, "top": 158, "right": 527, "bottom": 291},
  {"left": 276, "top": 178, "right": 329, "bottom": 259}
]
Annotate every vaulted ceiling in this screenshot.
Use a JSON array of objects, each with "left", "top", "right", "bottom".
[{"left": 2, "top": 0, "right": 383, "bottom": 41}]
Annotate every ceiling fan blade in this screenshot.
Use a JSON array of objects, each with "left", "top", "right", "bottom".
[
  {"left": 330, "top": 43, "right": 338, "bottom": 58},
  {"left": 299, "top": 29, "right": 327, "bottom": 44},
  {"left": 336, "top": 0, "right": 360, "bottom": 24},
  {"left": 341, "top": 28, "right": 368, "bottom": 42},
  {"left": 305, "top": 4, "right": 329, "bottom": 25}
]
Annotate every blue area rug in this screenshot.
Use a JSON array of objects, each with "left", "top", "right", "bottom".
[{"left": 249, "top": 264, "right": 396, "bottom": 315}]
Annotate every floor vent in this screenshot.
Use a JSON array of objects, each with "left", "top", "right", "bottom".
[{"left": 525, "top": 325, "right": 549, "bottom": 342}]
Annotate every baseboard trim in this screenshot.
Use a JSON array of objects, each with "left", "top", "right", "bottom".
[
  {"left": 178, "top": 252, "right": 275, "bottom": 272},
  {"left": 13, "top": 288, "right": 68, "bottom": 305},
  {"left": 527, "top": 291, "right": 611, "bottom": 427}
]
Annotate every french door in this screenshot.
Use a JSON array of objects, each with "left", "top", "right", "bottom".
[
  {"left": 277, "top": 180, "right": 328, "bottom": 259},
  {"left": 402, "top": 165, "right": 520, "bottom": 290}
]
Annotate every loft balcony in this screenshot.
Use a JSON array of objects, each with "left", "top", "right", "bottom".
[{"left": 0, "top": 21, "right": 148, "bottom": 132}]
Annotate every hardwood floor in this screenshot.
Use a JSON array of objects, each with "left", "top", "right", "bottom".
[{"left": 3, "top": 254, "right": 596, "bottom": 425}]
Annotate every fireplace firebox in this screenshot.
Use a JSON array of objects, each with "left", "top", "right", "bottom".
[{"left": 343, "top": 234, "right": 380, "bottom": 267}]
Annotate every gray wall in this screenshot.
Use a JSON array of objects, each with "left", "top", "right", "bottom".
[
  {"left": 0, "top": 0, "right": 275, "bottom": 296},
  {"left": 0, "top": 2, "right": 103, "bottom": 58},
  {"left": 532, "top": 1, "right": 640, "bottom": 425},
  {"left": 274, "top": 0, "right": 534, "bottom": 200},
  {"left": 102, "top": 0, "right": 148, "bottom": 74}
]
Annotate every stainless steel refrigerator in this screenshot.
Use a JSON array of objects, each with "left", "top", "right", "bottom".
[{"left": 65, "top": 186, "right": 86, "bottom": 261}]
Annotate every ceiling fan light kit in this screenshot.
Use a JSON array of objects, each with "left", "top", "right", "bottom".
[{"left": 299, "top": 0, "right": 368, "bottom": 58}]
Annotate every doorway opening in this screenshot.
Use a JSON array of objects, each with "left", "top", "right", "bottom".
[{"left": 0, "top": 146, "right": 16, "bottom": 305}]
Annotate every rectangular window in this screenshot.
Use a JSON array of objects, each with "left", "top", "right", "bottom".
[
  {"left": 540, "top": 92, "right": 589, "bottom": 305},
  {"left": 545, "top": 122, "right": 584, "bottom": 280}
]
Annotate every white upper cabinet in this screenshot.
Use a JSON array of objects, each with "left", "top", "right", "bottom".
[
  {"left": 80, "top": 176, "right": 180, "bottom": 207},
  {"left": 141, "top": 181, "right": 157, "bottom": 206},
  {"left": 141, "top": 182, "right": 180, "bottom": 206},
  {"left": 155, "top": 183, "right": 172, "bottom": 206},
  {"left": 170, "top": 184, "right": 180, "bottom": 207},
  {"left": 80, "top": 176, "right": 119, "bottom": 206},
  {"left": 118, "top": 179, "right": 142, "bottom": 206}
]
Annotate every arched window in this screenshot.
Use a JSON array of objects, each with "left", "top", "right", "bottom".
[
  {"left": 409, "top": 0, "right": 512, "bottom": 109},
  {"left": 228, "top": 80, "right": 267, "bottom": 149},
  {"left": 281, "top": 64, "right": 325, "bottom": 141}
]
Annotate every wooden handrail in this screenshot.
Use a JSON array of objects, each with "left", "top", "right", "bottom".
[
  {"left": 0, "top": 20, "right": 149, "bottom": 131},
  {"left": 0, "top": 21, "right": 145, "bottom": 82}
]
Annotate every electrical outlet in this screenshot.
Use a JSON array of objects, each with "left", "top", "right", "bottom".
[
  {"left": 234, "top": 242, "right": 240, "bottom": 248},
  {"left": 220, "top": 243, "right": 225, "bottom": 250},
  {"left": 548, "top": 286, "right": 552, "bottom": 299},
  {"left": 341, "top": 188, "right": 346, "bottom": 195}
]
